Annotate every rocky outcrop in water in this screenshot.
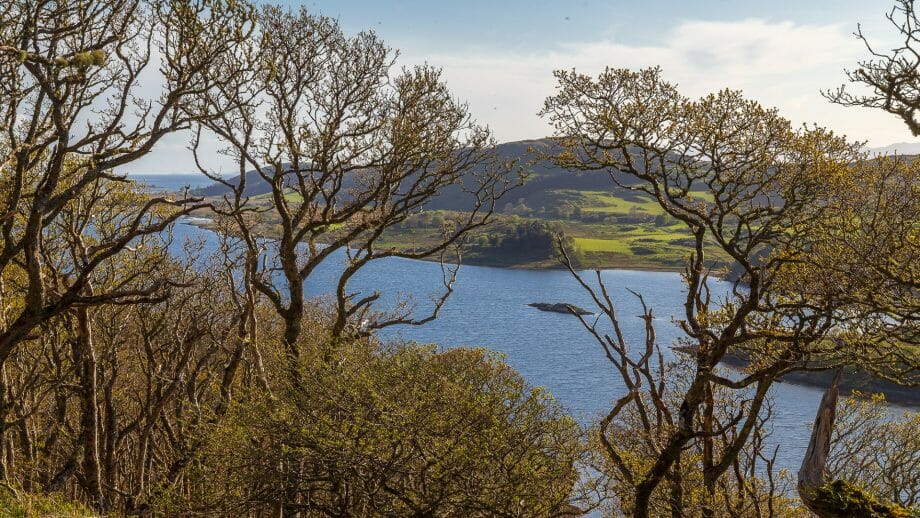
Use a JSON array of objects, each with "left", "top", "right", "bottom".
[{"left": 527, "top": 302, "right": 592, "bottom": 316}]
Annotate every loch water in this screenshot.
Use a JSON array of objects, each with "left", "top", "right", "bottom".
[
  {"left": 167, "top": 218, "right": 831, "bottom": 474},
  {"left": 148, "top": 174, "right": 907, "bottom": 478}
]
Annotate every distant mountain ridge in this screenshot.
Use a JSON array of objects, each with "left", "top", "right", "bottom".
[
  {"left": 868, "top": 141, "right": 920, "bottom": 156},
  {"left": 190, "top": 138, "right": 648, "bottom": 212},
  {"left": 192, "top": 167, "right": 296, "bottom": 198}
]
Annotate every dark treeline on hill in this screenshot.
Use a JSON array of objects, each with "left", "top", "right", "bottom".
[
  {"left": 472, "top": 220, "right": 576, "bottom": 264},
  {"left": 2, "top": 0, "right": 920, "bottom": 517},
  {"left": 389, "top": 213, "right": 577, "bottom": 267}
]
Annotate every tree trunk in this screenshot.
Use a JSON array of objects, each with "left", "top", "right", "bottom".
[
  {"left": 74, "top": 307, "right": 106, "bottom": 511},
  {"left": 797, "top": 368, "right": 843, "bottom": 515},
  {"left": 0, "top": 365, "right": 7, "bottom": 481}
]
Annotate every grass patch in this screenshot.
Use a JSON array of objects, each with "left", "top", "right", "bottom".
[
  {"left": 575, "top": 190, "right": 712, "bottom": 215},
  {"left": 573, "top": 237, "right": 631, "bottom": 254},
  {"left": 579, "top": 191, "right": 662, "bottom": 214},
  {"left": 0, "top": 486, "right": 93, "bottom": 517}
]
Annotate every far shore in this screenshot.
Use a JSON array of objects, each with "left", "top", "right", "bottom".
[{"left": 180, "top": 214, "right": 686, "bottom": 272}]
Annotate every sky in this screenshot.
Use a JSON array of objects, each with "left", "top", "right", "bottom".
[{"left": 128, "top": 0, "right": 913, "bottom": 174}]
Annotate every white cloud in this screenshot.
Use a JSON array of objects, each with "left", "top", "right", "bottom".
[
  {"left": 403, "top": 18, "right": 910, "bottom": 148},
  {"left": 126, "top": 17, "right": 914, "bottom": 173}
]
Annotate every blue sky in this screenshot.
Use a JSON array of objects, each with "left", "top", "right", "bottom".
[
  {"left": 130, "top": 1, "right": 911, "bottom": 173},
  {"left": 291, "top": 0, "right": 884, "bottom": 50}
]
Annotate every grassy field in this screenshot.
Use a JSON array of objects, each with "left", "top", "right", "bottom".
[
  {"left": 0, "top": 486, "right": 93, "bottom": 517},
  {"left": 367, "top": 209, "right": 724, "bottom": 270},
  {"left": 578, "top": 190, "right": 663, "bottom": 214},
  {"left": 569, "top": 226, "right": 697, "bottom": 270},
  {"left": 538, "top": 188, "right": 726, "bottom": 269},
  {"left": 572, "top": 237, "right": 631, "bottom": 253}
]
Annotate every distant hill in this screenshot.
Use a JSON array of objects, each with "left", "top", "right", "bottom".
[
  {"left": 192, "top": 168, "right": 295, "bottom": 198},
  {"left": 868, "top": 141, "right": 920, "bottom": 156},
  {"left": 191, "top": 138, "right": 647, "bottom": 212},
  {"left": 186, "top": 139, "right": 734, "bottom": 271},
  {"left": 425, "top": 138, "right": 639, "bottom": 212}
]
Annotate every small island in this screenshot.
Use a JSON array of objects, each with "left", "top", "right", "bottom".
[{"left": 528, "top": 302, "right": 593, "bottom": 316}]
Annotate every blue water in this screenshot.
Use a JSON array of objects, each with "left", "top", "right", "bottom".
[
  {"left": 128, "top": 173, "right": 215, "bottom": 192},
  {"left": 166, "top": 217, "right": 832, "bottom": 476}
]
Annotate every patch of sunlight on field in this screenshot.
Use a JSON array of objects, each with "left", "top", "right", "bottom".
[
  {"left": 579, "top": 191, "right": 662, "bottom": 214},
  {"left": 573, "top": 237, "right": 631, "bottom": 253}
]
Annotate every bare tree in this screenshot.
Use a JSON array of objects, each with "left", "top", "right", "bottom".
[
  {"left": 825, "top": 0, "right": 920, "bottom": 135},
  {"left": 0, "top": 0, "right": 254, "bottom": 510},
  {"left": 561, "top": 254, "right": 797, "bottom": 517},
  {"left": 0, "top": 0, "right": 253, "bottom": 370},
  {"left": 541, "top": 67, "right": 887, "bottom": 517},
  {"left": 191, "top": 6, "right": 515, "bottom": 379}
]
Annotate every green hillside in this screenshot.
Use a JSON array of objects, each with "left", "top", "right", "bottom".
[
  {"left": 192, "top": 139, "right": 728, "bottom": 270},
  {"left": 373, "top": 193, "right": 724, "bottom": 270}
]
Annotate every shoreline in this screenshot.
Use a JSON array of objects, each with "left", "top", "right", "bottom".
[
  {"left": 710, "top": 350, "right": 919, "bottom": 408},
  {"left": 180, "top": 216, "right": 685, "bottom": 272}
]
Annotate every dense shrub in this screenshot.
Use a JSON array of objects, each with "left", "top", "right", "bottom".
[
  {"left": 179, "top": 340, "right": 594, "bottom": 516},
  {"left": 629, "top": 244, "right": 658, "bottom": 255}
]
